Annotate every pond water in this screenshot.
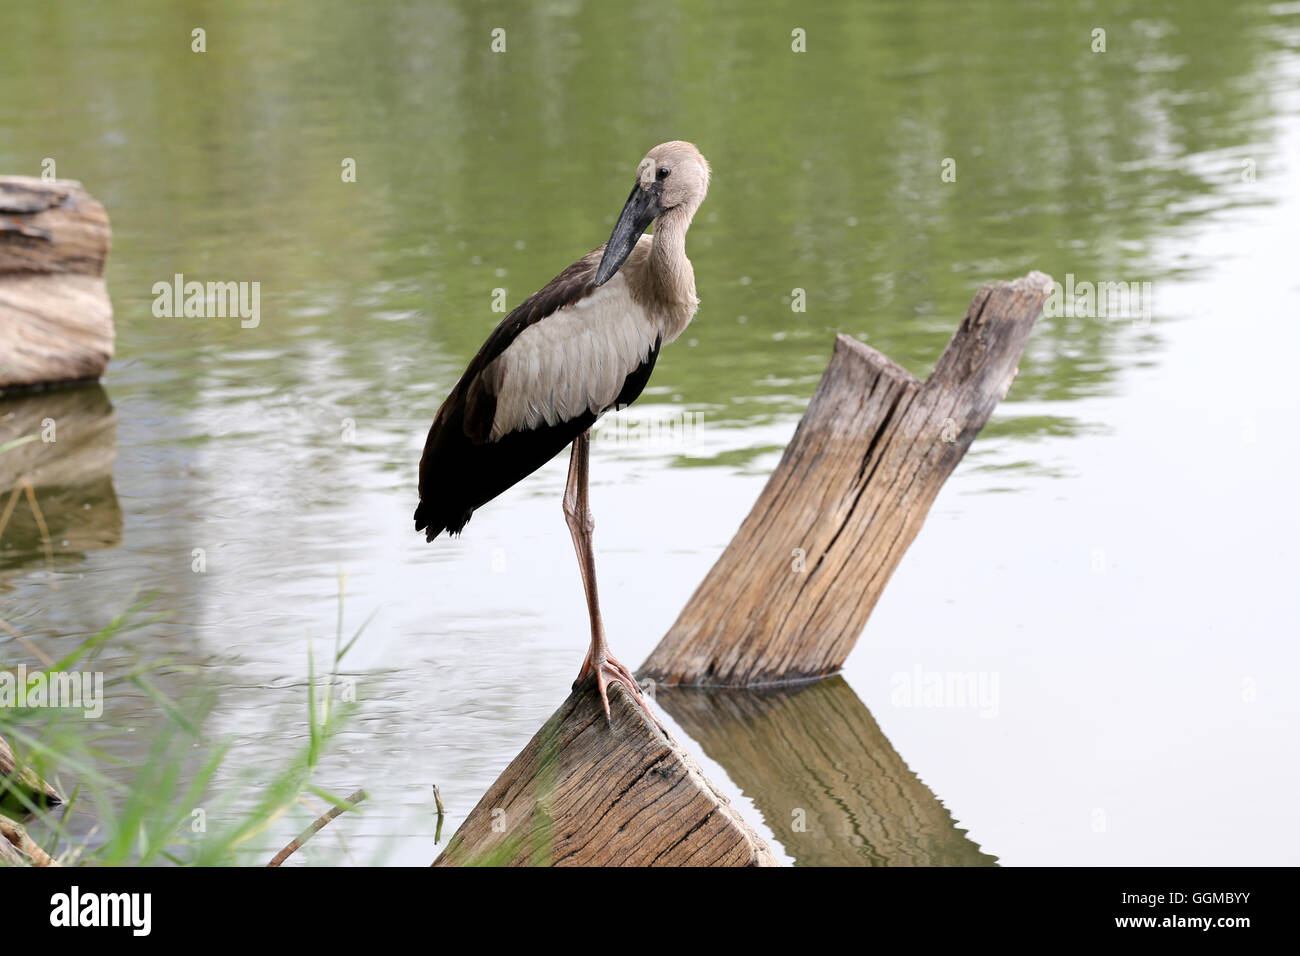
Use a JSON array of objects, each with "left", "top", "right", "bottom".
[{"left": 1, "top": 0, "right": 1298, "bottom": 865}]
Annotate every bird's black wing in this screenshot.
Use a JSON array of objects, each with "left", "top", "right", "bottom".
[{"left": 415, "top": 249, "right": 616, "bottom": 540}]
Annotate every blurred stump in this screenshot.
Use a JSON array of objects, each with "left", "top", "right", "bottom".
[
  {"left": 641, "top": 272, "right": 1052, "bottom": 685},
  {"left": 433, "top": 681, "right": 777, "bottom": 867},
  {"left": 657, "top": 677, "right": 997, "bottom": 866},
  {"left": 0, "top": 817, "right": 56, "bottom": 866},
  {"left": 0, "top": 176, "right": 114, "bottom": 392},
  {"left": 0, "top": 733, "right": 64, "bottom": 820}
]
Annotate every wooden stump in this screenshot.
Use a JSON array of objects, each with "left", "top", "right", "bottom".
[
  {"left": 641, "top": 272, "right": 1052, "bottom": 686},
  {"left": 433, "top": 680, "right": 777, "bottom": 867},
  {"left": 657, "top": 678, "right": 997, "bottom": 866},
  {"left": 0, "top": 177, "right": 114, "bottom": 392}
]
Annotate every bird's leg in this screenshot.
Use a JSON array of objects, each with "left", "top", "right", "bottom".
[{"left": 563, "top": 431, "right": 661, "bottom": 729}]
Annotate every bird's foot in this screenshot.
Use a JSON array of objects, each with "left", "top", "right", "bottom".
[{"left": 574, "top": 650, "right": 663, "bottom": 732}]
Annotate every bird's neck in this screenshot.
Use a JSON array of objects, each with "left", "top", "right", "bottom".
[{"left": 637, "top": 204, "right": 698, "bottom": 343}]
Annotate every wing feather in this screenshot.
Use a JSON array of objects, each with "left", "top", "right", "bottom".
[{"left": 485, "top": 273, "right": 659, "bottom": 440}]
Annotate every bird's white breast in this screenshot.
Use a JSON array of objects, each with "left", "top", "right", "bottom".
[{"left": 487, "top": 273, "right": 660, "bottom": 441}]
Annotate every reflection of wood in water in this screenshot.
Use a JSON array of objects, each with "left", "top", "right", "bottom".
[
  {"left": 0, "top": 475, "right": 121, "bottom": 571},
  {"left": 0, "top": 385, "right": 120, "bottom": 572},
  {"left": 658, "top": 676, "right": 998, "bottom": 866}
]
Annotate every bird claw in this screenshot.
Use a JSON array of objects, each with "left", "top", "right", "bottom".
[{"left": 575, "top": 651, "right": 663, "bottom": 732}]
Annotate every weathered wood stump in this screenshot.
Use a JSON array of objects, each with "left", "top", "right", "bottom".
[
  {"left": 641, "top": 272, "right": 1052, "bottom": 686},
  {"left": 433, "top": 680, "right": 777, "bottom": 867},
  {"left": 657, "top": 678, "right": 997, "bottom": 866},
  {"left": 0, "top": 177, "right": 114, "bottom": 393}
]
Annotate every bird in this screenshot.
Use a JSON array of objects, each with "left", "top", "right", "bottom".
[{"left": 415, "top": 141, "right": 710, "bottom": 725}]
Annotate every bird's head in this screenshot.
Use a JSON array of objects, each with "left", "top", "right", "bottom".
[{"left": 594, "top": 141, "right": 710, "bottom": 287}]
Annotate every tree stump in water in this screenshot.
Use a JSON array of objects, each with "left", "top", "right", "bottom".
[
  {"left": 433, "top": 680, "right": 777, "bottom": 867},
  {"left": 641, "top": 271, "right": 1053, "bottom": 686},
  {"left": 0, "top": 177, "right": 114, "bottom": 393}
]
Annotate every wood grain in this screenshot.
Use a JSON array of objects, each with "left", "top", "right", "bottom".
[
  {"left": 433, "top": 679, "right": 777, "bottom": 867},
  {"left": 657, "top": 678, "right": 997, "bottom": 866},
  {"left": 641, "top": 272, "right": 1052, "bottom": 685},
  {"left": 0, "top": 177, "right": 114, "bottom": 392}
]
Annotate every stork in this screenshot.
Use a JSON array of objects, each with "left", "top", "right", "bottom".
[{"left": 415, "top": 141, "right": 710, "bottom": 725}]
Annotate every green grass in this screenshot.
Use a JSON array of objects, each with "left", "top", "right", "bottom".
[{"left": 0, "top": 582, "right": 369, "bottom": 866}]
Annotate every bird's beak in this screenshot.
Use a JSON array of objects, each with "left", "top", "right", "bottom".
[{"left": 594, "top": 181, "right": 663, "bottom": 286}]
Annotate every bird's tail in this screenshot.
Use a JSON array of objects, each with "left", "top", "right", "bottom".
[
  {"left": 414, "top": 499, "right": 472, "bottom": 542},
  {"left": 413, "top": 499, "right": 443, "bottom": 542}
]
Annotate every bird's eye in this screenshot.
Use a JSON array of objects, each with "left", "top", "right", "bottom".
[{"left": 657, "top": 165, "right": 671, "bottom": 180}]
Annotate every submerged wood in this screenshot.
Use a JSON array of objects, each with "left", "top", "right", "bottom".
[
  {"left": 657, "top": 678, "right": 997, "bottom": 866},
  {"left": 641, "top": 272, "right": 1053, "bottom": 686},
  {"left": 433, "top": 680, "right": 777, "bottom": 867},
  {"left": 0, "top": 176, "right": 114, "bottom": 392}
]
